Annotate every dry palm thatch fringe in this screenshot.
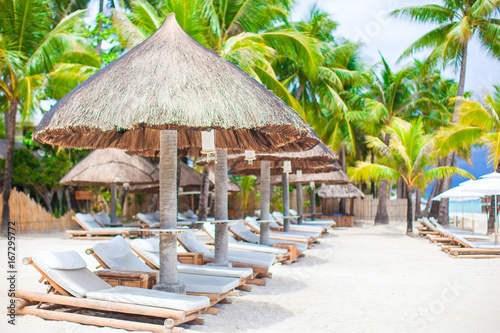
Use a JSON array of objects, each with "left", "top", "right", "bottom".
[
  {"left": 60, "top": 148, "right": 159, "bottom": 186},
  {"left": 34, "top": 14, "right": 318, "bottom": 155},
  {"left": 317, "top": 184, "right": 365, "bottom": 199},
  {"left": 256, "top": 169, "right": 350, "bottom": 186},
  {"left": 230, "top": 163, "right": 340, "bottom": 176}
]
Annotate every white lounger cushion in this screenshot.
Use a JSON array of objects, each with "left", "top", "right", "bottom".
[
  {"left": 230, "top": 223, "right": 307, "bottom": 252},
  {"left": 87, "top": 285, "right": 210, "bottom": 311},
  {"left": 246, "top": 220, "right": 315, "bottom": 240},
  {"left": 453, "top": 235, "right": 500, "bottom": 249},
  {"left": 178, "top": 231, "right": 276, "bottom": 267},
  {"left": 75, "top": 213, "right": 103, "bottom": 230},
  {"left": 95, "top": 236, "right": 241, "bottom": 293},
  {"left": 93, "top": 236, "right": 154, "bottom": 272},
  {"left": 272, "top": 211, "right": 326, "bottom": 233},
  {"left": 136, "top": 213, "right": 160, "bottom": 228},
  {"left": 130, "top": 238, "right": 253, "bottom": 278},
  {"left": 203, "top": 223, "right": 287, "bottom": 255},
  {"left": 94, "top": 211, "right": 112, "bottom": 225},
  {"left": 87, "top": 286, "right": 210, "bottom": 311},
  {"left": 33, "top": 251, "right": 112, "bottom": 298}
]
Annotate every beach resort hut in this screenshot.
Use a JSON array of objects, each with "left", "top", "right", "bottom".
[
  {"left": 60, "top": 148, "right": 159, "bottom": 224},
  {"left": 34, "top": 14, "right": 318, "bottom": 293}
]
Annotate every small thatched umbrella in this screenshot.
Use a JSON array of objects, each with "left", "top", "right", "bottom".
[
  {"left": 34, "top": 14, "right": 318, "bottom": 293},
  {"left": 317, "top": 184, "right": 365, "bottom": 199},
  {"left": 60, "top": 148, "right": 158, "bottom": 223}
]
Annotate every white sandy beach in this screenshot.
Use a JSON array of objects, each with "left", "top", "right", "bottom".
[{"left": 2, "top": 221, "right": 500, "bottom": 333}]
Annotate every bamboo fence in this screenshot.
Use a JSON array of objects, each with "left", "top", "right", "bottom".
[
  {"left": 0, "top": 189, "right": 77, "bottom": 234},
  {"left": 351, "top": 195, "right": 407, "bottom": 222}
]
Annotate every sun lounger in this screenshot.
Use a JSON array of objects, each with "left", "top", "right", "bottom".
[
  {"left": 66, "top": 213, "right": 142, "bottom": 239},
  {"left": 15, "top": 250, "right": 210, "bottom": 332},
  {"left": 177, "top": 230, "right": 275, "bottom": 279},
  {"left": 130, "top": 237, "right": 258, "bottom": 290},
  {"left": 420, "top": 217, "right": 490, "bottom": 242},
  {"left": 202, "top": 223, "right": 299, "bottom": 264},
  {"left": 88, "top": 236, "right": 241, "bottom": 307},
  {"left": 441, "top": 234, "right": 500, "bottom": 258},
  {"left": 246, "top": 216, "right": 321, "bottom": 240},
  {"left": 287, "top": 209, "right": 336, "bottom": 227},
  {"left": 229, "top": 222, "right": 308, "bottom": 252},
  {"left": 272, "top": 211, "right": 327, "bottom": 235},
  {"left": 135, "top": 212, "right": 161, "bottom": 228},
  {"left": 244, "top": 218, "right": 317, "bottom": 247}
]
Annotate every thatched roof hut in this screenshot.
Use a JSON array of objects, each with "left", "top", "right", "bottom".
[
  {"left": 33, "top": 14, "right": 318, "bottom": 156},
  {"left": 197, "top": 141, "right": 338, "bottom": 172},
  {"left": 60, "top": 148, "right": 158, "bottom": 186},
  {"left": 257, "top": 169, "right": 350, "bottom": 186},
  {"left": 317, "top": 184, "right": 365, "bottom": 199},
  {"left": 208, "top": 168, "right": 240, "bottom": 193}
]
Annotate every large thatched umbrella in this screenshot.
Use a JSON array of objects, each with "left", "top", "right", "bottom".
[
  {"left": 317, "top": 184, "right": 365, "bottom": 199},
  {"left": 198, "top": 142, "right": 338, "bottom": 243},
  {"left": 60, "top": 148, "right": 158, "bottom": 223},
  {"left": 34, "top": 14, "right": 318, "bottom": 293}
]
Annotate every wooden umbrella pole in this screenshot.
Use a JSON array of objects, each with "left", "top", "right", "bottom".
[
  {"left": 296, "top": 181, "right": 303, "bottom": 224},
  {"left": 260, "top": 161, "right": 271, "bottom": 245},
  {"left": 110, "top": 183, "right": 117, "bottom": 224},
  {"left": 213, "top": 149, "right": 231, "bottom": 266},
  {"left": 310, "top": 185, "right": 316, "bottom": 218},
  {"left": 282, "top": 172, "right": 290, "bottom": 232},
  {"left": 154, "top": 130, "right": 185, "bottom": 293}
]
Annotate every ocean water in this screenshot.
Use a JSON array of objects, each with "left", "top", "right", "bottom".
[{"left": 448, "top": 199, "right": 486, "bottom": 214}]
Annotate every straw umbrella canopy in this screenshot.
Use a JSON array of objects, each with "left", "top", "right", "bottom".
[
  {"left": 317, "top": 184, "right": 365, "bottom": 199},
  {"left": 60, "top": 148, "right": 158, "bottom": 223},
  {"left": 34, "top": 14, "right": 318, "bottom": 293},
  {"left": 257, "top": 169, "right": 349, "bottom": 186}
]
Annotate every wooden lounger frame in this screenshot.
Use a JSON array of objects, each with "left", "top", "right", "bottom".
[
  {"left": 176, "top": 237, "right": 272, "bottom": 281},
  {"left": 16, "top": 257, "right": 206, "bottom": 332},
  {"left": 86, "top": 248, "right": 238, "bottom": 310}
]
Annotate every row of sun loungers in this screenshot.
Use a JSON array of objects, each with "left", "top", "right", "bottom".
[
  {"left": 16, "top": 212, "right": 335, "bottom": 331},
  {"left": 417, "top": 217, "right": 500, "bottom": 258}
]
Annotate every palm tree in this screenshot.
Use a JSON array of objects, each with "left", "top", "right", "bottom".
[
  {"left": 349, "top": 118, "right": 473, "bottom": 233},
  {"left": 0, "top": 1, "right": 100, "bottom": 234},
  {"left": 391, "top": 0, "right": 500, "bottom": 223},
  {"left": 457, "top": 86, "right": 500, "bottom": 233},
  {"left": 362, "top": 55, "right": 414, "bottom": 224}
]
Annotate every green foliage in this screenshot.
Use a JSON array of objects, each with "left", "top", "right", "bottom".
[{"left": 232, "top": 175, "right": 257, "bottom": 216}]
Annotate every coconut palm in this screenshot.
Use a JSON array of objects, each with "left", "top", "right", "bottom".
[
  {"left": 391, "top": 0, "right": 500, "bottom": 222},
  {"left": 362, "top": 55, "right": 414, "bottom": 224},
  {"left": 0, "top": 0, "right": 100, "bottom": 234},
  {"left": 349, "top": 118, "right": 473, "bottom": 234},
  {"left": 456, "top": 86, "right": 500, "bottom": 232}
]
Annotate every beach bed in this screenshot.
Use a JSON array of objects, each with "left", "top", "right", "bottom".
[
  {"left": 66, "top": 213, "right": 142, "bottom": 239},
  {"left": 15, "top": 250, "right": 209, "bottom": 332}
]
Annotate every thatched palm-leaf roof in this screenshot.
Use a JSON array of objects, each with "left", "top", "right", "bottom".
[
  {"left": 256, "top": 169, "right": 350, "bottom": 186},
  {"left": 34, "top": 14, "right": 318, "bottom": 156},
  {"left": 230, "top": 162, "right": 340, "bottom": 176},
  {"left": 60, "top": 148, "right": 158, "bottom": 186},
  {"left": 317, "top": 184, "right": 365, "bottom": 199},
  {"left": 129, "top": 162, "right": 214, "bottom": 193},
  {"left": 197, "top": 141, "right": 338, "bottom": 172}
]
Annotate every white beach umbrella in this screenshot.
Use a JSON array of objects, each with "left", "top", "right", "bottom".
[
  {"left": 433, "top": 187, "right": 483, "bottom": 231},
  {"left": 461, "top": 176, "right": 500, "bottom": 244}
]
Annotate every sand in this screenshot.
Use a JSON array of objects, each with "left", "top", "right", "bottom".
[{"left": 1, "top": 220, "right": 500, "bottom": 333}]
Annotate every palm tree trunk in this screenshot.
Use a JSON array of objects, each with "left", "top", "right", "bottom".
[
  {"left": 438, "top": 41, "right": 468, "bottom": 224},
  {"left": 153, "top": 130, "right": 184, "bottom": 293},
  {"left": 1, "top": 100, "right": 17, "bottom": 236},
  {"left": 425, "top": 178, "right": 441, "bottom": 214},
  {"left": 96, "top": 0, "right": 104, "bottom": 55},
  {"left": 259, "top": 161, "right": 271, "bottom": 245},
  {"left": 406, "top": 186, "right": 413, "bottom": 234},
  {"left": 415, "top": 188, "right": 422, "bottom": 219},
  {"left": 310, "top": 183, "right": 316, "bottom": 217},
  {"left": 197, "top": 168, "right": 210, "bottom": 221},
  {"left": 487, "top": 163, "right": 500, "bottom": 233},
  {"left": 339, "top": 145, "right": 346, "bottom": 215},
  {"left": 296, "top": 181, "right": 303, "bottom": 224},
  {"left": 370, "top": 150, "right": 375, "bottom": 195},
  {"left": 110, "top": 183, "right": 117, "bottom": 224},
  {"left": 213, "top": 149, "right": 230, "bottom": 266},
  {"left": 282, "top": 172, "right": 290, "bottom": 232},
  {"left": 374, "top": 134, "right": 390, "bottom": 225}
]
